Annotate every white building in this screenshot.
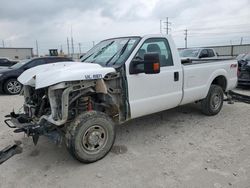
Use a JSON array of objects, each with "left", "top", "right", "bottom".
[{"left": 0, "top": 47, "right": 33, "bottom": 60}]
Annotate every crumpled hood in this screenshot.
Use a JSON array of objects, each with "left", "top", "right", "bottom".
[{"left": 18, "top": 61, "right": 116, "bottom": 89}]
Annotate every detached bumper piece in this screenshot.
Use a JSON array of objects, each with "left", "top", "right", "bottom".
[
  {"left": 0, "top": 141, "right": 22, "bottom": 165},
  {"left": 228, "top": 90, "right": 250, "bottom": 104},
  {"left": 5, "top": 112, "right": 46, "bottom": 145},
  {"left": 4, "top": 112, "right": 61, "bottom": 145}
]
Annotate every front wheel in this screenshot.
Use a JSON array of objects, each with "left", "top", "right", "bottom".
[
  {"left": 4, "top": 78, "right": 22, "bottom": 95},
  {"left": 201, "top": 84, "right": 224, "bottom": 116},
  {"left": 65, "top": 111, "right": 116, "bottom": 163}
]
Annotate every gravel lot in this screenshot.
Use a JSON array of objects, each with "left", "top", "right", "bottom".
[{"left": 0, "top": 88, "right": 250, "bottom": 188}]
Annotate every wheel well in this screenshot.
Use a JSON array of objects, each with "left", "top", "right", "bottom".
[
  {"left": 1, "top": 77, "right": 18, "bottom": 91},
  {"left": 3, "top": 77, "right": 18, "bottom": 83},
  {"left": 211, "top": 76, "right": 227, "bottom": 91}
]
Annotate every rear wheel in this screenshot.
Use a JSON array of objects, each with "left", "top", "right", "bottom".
[
  {"left": 201, "top": 84, "right": 224, "bottom": 116},
  {"left": 4, "top": 78, "right": 22, "bottom": 95},
  {"left": 65, "top": 111, "right": 116, "bottom": 163}
]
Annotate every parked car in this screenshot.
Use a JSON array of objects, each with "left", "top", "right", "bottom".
[
  {"left": 0, "top": 57, "right": 18, "bottom": 68},
  {"left": 237, "top": 53, "right": 250, "bottom": 86},
  {"left": 0, "top": 56, "right": 73, "bottom": 95},
  {"left": 5, "top": 34, "right": 238, "bottom": 163},
  {"left": 179, "top": 48, "right": 218, "bottom": 60}
]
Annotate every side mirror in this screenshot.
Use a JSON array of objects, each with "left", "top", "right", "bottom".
[{"left": 130, "top": 53, "right": 160, "bottom": 74}]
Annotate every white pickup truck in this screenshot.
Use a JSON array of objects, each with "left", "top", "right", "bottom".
[{"left": 5, "top": 35, "right": 238, "bottom": 163}]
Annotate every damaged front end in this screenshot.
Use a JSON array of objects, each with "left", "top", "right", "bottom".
[
  {"left": 4, "top": 71, "right": 124, "bottom": 146},
  {"left": 4, "top": 80, "right": 97, "bottom": 145}
]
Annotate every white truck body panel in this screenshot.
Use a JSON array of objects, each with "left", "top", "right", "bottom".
[
  {"left": 125, "top": 35, "right": 237, "bottom": 119},
  {"left": 181, "top": 60, "right": 237, "bottom": 105},
  {"left": 125, "top": 35, "right": 184, "bottom": 118},
  {"left": 18, "top": 61, "right": 115, "bottom": 89}
]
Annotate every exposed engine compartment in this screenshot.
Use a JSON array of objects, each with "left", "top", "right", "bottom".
[{"left": 21, "top": 71, "right": 124, "bottom": 128}]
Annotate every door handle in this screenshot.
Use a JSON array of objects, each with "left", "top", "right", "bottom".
[{"left": 174, "top": 72, "right": 179, "bottom": 81}]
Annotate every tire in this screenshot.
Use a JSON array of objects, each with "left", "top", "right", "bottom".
[
  {"left": 65, "top": 111, "right": 116, "bottom": 163},
  {"left": 4, "top": 78, "right": 22, "bottom": 95},
  {"left": 201, "top": 84, "right": 224, "bottom": 116}
]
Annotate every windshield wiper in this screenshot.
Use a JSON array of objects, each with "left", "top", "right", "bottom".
[
  {"left": 81, "top": 41, "right": 114, "bottom": 63},
  {"left": 93, "top": 41, "right": 114, "bottom": 59},
  {"left": 81, "top": 52, "right": 94, "bottom": 62},
  {"left": 105, "top": 39, "right": 131, "bottom": 66}
]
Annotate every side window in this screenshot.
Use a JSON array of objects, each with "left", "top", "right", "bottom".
[
  {"left": 26, "top": 59, "right": 45, "bottom": 69},
  {"left": 200, "top": 49, "right": 209, "bottom": 58},
  {"left": 208, "top": 49, "right": 215, "bottom": 57},
  {"left": 134, "top": 38, "right": 173, "bottom": 67}
]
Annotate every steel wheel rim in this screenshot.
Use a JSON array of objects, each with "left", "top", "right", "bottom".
[
  {"left": 81, "top": 125, "right": 108, "bottom": 154},
  {"left": 7, "top": 80, "right": 21, "bottom": 94},
  {"left": 211, "top": 93, "right": 222, "bottom": 111}
]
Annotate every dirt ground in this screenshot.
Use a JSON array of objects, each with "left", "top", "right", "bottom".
[{"left": 0, "top": 88, "right": 250, "bottom": 188}]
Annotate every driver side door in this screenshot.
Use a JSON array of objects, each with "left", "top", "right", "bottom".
[{"left": 126, "top": 37, "right": 183, "bottom": 119}]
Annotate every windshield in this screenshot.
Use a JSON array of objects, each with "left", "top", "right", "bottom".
[
  {"left": 179, "top": 49, "right": 200, "bottom": 58},
  {"left": 81, "top": 37, "right": 140, "bottom": 66},
  {"left": 10, "top": 59, "right": 31, "bottom": 69}
]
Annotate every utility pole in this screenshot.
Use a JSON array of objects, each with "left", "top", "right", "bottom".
[
  {"left": 160, "top": 19, "right": 162, "bottom": 34},
  {"left": 2, "top": 40, "right": 5, "bottom": 48},
  {"left": 67, "top": 37, "right": 70, "bottom": 56},
  {"left": 92, "top": 41, "right": 95, "bottom": 47},
  {"left": 164, "top": 17, "right": 171, "bottom": 35},
  {"left": 36, "top": 40, "right": 39, "bottom": 57},
  {"left": 78, "top": 43, "right": 82, "bottom": 54},
  {"left": 184, "top": 29, "right": 188, "bottom": 48},
  {"left": 70, "top": 25, "right": 74, "bottom": 58},
  {"left": 240, "top": 37, "right": 243, "bottom": 45},
  {"left": 71, "top": 37, "right": 74, "bottom": 58},
  {"left": 60, "top": 45, "right": 63, "bottom": 54}
]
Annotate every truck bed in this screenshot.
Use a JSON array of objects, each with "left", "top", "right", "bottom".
[{"left": 180, "top": 59, "right": 238, "bottom": 105}]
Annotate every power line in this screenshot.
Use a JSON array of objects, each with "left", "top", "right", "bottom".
[{"left": 173, "top": 23, "right": 250, "bottom": 33}]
